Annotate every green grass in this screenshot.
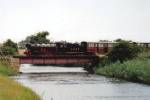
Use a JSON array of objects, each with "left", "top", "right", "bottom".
[
  {"left": 0, "top": 63, "right": 18, "bottom": 76},
  {"left": 96, "top": 52, "right": 150, "bottom": 84},
  {"left": 0, "top": 76, "right": 40, "bottom": 100},
  {"left": 0, "top": 62, "right": 40, "bottom": 100}
]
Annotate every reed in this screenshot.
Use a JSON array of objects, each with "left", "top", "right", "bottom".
[{"left": 96, "top": 52, "right": 150, "bottom": 84}]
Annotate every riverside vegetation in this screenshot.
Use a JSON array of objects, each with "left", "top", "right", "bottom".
[
  {"left": 96, "top": 40, "right": 150, "bottom": 84},
  {"left": 0, "top": 33, "right": 43, "bottom": 100},
  {"left": 0, "top": 62, "right": 40, "bottom": 100}
]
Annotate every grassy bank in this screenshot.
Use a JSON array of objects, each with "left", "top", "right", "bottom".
[
  {"left": 0, "top": 62, "right": 40, "bottom": 100},
  {"left": 96, "top": 52, "right": 150, "bottom": 84},
  {"left": 0, "top": 63, "right": 18, "bottom": 76}
]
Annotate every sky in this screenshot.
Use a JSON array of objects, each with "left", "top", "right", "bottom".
[{"left": 0, "top": 0, "right": 150, "bottom": 43}]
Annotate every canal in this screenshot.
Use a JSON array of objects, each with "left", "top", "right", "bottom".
[{"left": 13, "top": 64, "right": 150, "bottom": 100}]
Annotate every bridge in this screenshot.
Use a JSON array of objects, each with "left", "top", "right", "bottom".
[
  {"left": 17, "top": 55, "right": 99, "bottom": 65},
  {"left": 0, "top": 54, "right": 99, "bottom": 71}
]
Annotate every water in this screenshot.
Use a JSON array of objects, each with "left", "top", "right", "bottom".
[{"left": 13, "top": 64, "right": 150, "bottom": 100}]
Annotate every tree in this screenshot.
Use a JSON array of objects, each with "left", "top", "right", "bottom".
[
  {"left": 30, "top": 31, "right": 50, "bottom": 44},
  {"left": 115, "top": 38, "right": 123, "bottom": 42},
  {"left": 18, "top": 31, "right": 50, "bottom": 49},
  {"left": 107, "top": 41, "right": 142, "bottom": 63},
  {"left": 0, "top": 39, "right": 18, "bottom": 55},
  {"left": 114, "top": 38, "right": 132, "bottom": 43}
]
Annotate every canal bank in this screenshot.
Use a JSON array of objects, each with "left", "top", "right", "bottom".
[
  {"left": 96, "top": 52, "right": 150, "bottom": 85},
  {"left": 13, "top": 64, "right": 150, "bottom": 100},
  {"left": 0, "top": 62, "right": 40, "bottom": 100}
]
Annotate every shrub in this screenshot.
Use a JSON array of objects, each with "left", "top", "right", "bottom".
[
  {"left": 0, "top": 39, "right": 18, "bottom": 56},
  {"left": 107, "top": 41, "right": 142, "bottom": 63},
  {"left": 96, "top": 57, "right": 150, "bottom": 84}
]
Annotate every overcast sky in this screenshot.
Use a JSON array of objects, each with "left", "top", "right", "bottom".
[{"left": 0, "top": 0, "right": 150, "bottom": 43}]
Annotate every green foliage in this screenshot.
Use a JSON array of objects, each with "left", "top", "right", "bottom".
[
  {"left": 0, "top": 76, "right": 40, "bottom": 100},
  {"left": 0, "top": 39, "right": 18, "bottom": 56},
  {"left": 96, "top": 52, "right": 150, "bottom": 84},
  {"left": 114, "top": 38, "right": 132, "bottom": 42},
  {"left": 137, "top": 52, "right": 150, "bottom": 59},
  {"left": 0, "top": 62, "right": 40, "bottom": 100},
  {"left": 98, "top": 56, "right": 111, "bottom": 67},
  {"left": 30, "top": 31, "right": 50, "bottom": 44},
  {"left": 84, "top": 64, "right": 95, "bottom": 74},
  {"left": 18, "top": 31, "right": 50, "bottom": 48},
  {"left": 0, "top": 62, "right": 18, "bottom": 76},
  {"left": 107, "top": 40, "right": 142, "bottom": 63},
  {"left": 115, "top": 38, "right": 124, "bottom": 42},
  {"left": 1, "top": 46, "right": 16, "bottom": 55}
]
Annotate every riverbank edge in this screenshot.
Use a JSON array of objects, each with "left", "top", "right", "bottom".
[
  {"left": 95, "top": 58, "right": 150, "bottom": 85},
  {"left": 96, "top": 71, "right": 150, "bottom": 85},
  {"left": 96, "top": 72, "right": 150, "bottom": 85},
  {"left": 0, "top": 63, "right": 40, "bottom": 100}
]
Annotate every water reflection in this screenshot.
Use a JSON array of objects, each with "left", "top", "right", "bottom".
[
  {"left": 20, "top": 64, "right": 87, "bottom": 73},
  {"left": 13, "top": 64, "right": 150, "bottom": 100}
]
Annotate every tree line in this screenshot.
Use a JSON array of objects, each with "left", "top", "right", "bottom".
[
  {"left": 0, "top": 31, "right": 145, "bottom": 61},
  {"left": 0, "top": 31, "right": 50, "bottom": 56}
]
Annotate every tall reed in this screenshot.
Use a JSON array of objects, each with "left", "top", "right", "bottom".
[{"left": 96, "top": 52, "right": 150, "bottom": 84}]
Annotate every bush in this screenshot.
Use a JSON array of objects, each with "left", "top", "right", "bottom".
[
  {"left": 96, "top": 55, "right": 150, "bottom": 84},
  {"left": 107, "top": 41, "right": 142, "bottom": 63},
  {"left": 0, "top": 39, "right": 18, "bottom": 56}
]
